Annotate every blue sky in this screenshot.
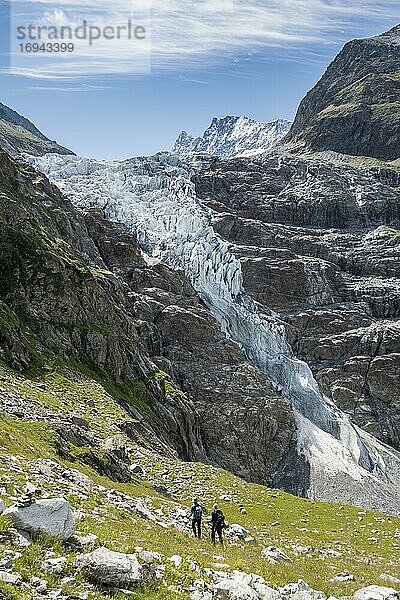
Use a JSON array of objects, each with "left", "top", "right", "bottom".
[{"left": 0, "top": 1, "right": 398, "bottom": 159}]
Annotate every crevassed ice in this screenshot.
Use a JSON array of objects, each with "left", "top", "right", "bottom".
[{"left": 30, "top": 151, "right": 385, "bottom": 479}]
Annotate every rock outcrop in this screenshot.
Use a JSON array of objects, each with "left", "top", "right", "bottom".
[
  {"left": 0, "top": 149, "right": 204, "bottom": 463},
  {"left": 84, "top": 207, "right": 295, "bottom": 483},
  {"left": 354, "top": 587, "right": 399, "bottom": 600}
]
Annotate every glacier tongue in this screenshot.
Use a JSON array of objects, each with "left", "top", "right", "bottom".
[{"left": 29, "top": 151, "right": 399, "bottom": 498}]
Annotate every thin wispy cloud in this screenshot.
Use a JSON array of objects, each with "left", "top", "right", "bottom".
[
  {"left": 26, "top": 82, "right": 114, "bottom": 92},
  {"left": 178, "top": 75, "right": 209, "bottom": 85},
  {"left": 5, "top": 0, "right": 397, "bottom": 79}
]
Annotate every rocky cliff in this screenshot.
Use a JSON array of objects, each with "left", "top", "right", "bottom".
[
  {"left": 0, "top": 149, "right": 202, "bottom": 463},
  {"left": 194, "top": 149, "right": 400, "bottom": 455},
  {"left": 30, "top": 147, "right": 400, "bottom": 516},
  {"left": 286, "top": 25, "right": 400, "bottom": 160}
]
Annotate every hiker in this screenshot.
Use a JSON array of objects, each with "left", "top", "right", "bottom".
[
  {"left": 211, "top": 503, "right": 225, "bottom": 545},
  {"left": 190, "top": 497, "right": 204, "bottom": 538}
]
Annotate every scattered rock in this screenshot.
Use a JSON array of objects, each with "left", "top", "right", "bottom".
[
  {"left": 0, "top": 555, "right": 13, "bottom": 569},
  {"left": 330, "top": 571, "right": 354, "bottom": 583},
  {"left": 3, "top": 498, "right": 75, "bottom": 540},
  {"left": 213, "top": 577, "right": 259, "bottom": 599},
  {"left": 279, "top": 580, "right": 313, "bottom": 596},
  {"left": 169, "top": 554, "right": 183, "bottom": 568},
  {"left": 293, "top": 545, "right": 314, "bottom": 555},
  {"left": 134, "top": 548, "right": 165, "bottom": 581},
  {"left": 30, "top": 576, "right": 49, "bottom": 593},
  {"left": 190, "top": 579, "right": 213, "bottom": 600},
  {"left": 130, "top": 464, "right": 146, "bottom": 476},
  {"left": 0, "top": 499, "right": 5, "bottom": 514},
  {"left": 225, "top": 524, "right": 249, "bottom": 541},
  {"left": 133, "top": 497, "right": 158, "bottom": 521},
  {"left": 0, "top": 571, "right": 22, "bottom": 585},
  {"left": 70, "top": 415, "right": 89, "bottom": 429},
  {"left": 43, "top": 557, "right": 67, "bottom": 575},
  {"left": 69, "top": 533, "right": 99, "bottom": 552},
  {"left": 153, "top": 484, "right": 173, "bottom": 498},
  {"left": 5, "top": 528, "right": 31, "bottom": 547},
  {"left": 320, "top": 549, "right": 342, "bottom": 558},
  {"left": 212, "top": 571, "right": 281, "bottom": 600},
  {"left": 262, "top": 546, "right": 292, "bottom": 564},
  {"left": 354, "top": 586, "right": 399, "bottom": 600}
]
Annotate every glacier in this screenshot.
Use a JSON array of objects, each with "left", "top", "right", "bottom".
[{"left": 29, "top": 151, "right": 400, "bottom": 509}]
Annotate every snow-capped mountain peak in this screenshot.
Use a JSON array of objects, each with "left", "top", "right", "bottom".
[{"left": 172, "top": 114, "right": 291, "bottom": 158}]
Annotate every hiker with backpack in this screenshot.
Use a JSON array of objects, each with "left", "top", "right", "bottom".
[
  {"left": 211, "top": 503, "right": 226, "bottom": 545},
  {"left": 190, "top": 497, "right": 204, "bottom": 538}
]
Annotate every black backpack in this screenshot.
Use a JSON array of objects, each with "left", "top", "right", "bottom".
[
  {"left": 215, "top": 509, "right": 225, "bottom": 527},
  {"left": 193, "top": 504, "right": 203, "bottom": 520}
]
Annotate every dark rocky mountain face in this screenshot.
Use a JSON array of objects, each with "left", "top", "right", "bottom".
[
  {"left": 29, "top": 145, "right": 400, "bottom": 514},
  {"left": 0, "top": 148, "right": 295, "bottom": 485},
  {"left": 0, "top": 102, "right": 73, "bottom": 156},
  {"left": 195, "top": 149, "right": 400, "bottom": 452},
  {"left": 0, "top": 149, "right": 201, "bottom": 461},
  {"left": 286, "top": 25, "right": 400, "bottom": 160}
]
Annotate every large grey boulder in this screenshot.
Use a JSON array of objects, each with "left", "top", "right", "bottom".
[
  {"left": 354, "top": 587, "right": 399, "bottom": 600},
  {"left": 214, "top": 578, "right": 259, "bottom": 600},
  {"left": 3, "top": 499, "right": 75, "bottom": 540},
  {"left": 0, "top": 499, "right": 5, "bottom": 514},
  {"left": 213, "top": 572, "right": 280, "bottom": 600},
  {"left": 76, "top": 547, "right": 142, "bottom": 588},
  {"left": 225, "top": 524, "right": 249, "bottom": 541}
]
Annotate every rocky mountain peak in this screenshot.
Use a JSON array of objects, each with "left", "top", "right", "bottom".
[
  {"left": 173, "top": 114, "right": 291, "bottom": 158},
  {"left": 286, "top": 24, "right": 400, "bottom": 160},
  {"left": 373, "top": 23, "right": 400, "bottom": 44}
]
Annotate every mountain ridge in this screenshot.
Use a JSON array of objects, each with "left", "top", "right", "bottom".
[
  {"left": 173, "top": 115, "right": 291, "bottom": 158},
  {"left": 0, "top": 101, "right": 73, "bottom": 156}
]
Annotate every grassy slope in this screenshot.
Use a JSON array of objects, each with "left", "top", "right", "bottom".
[{"left": 0, "top": 365, "right": 399, "bottom": 600}]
